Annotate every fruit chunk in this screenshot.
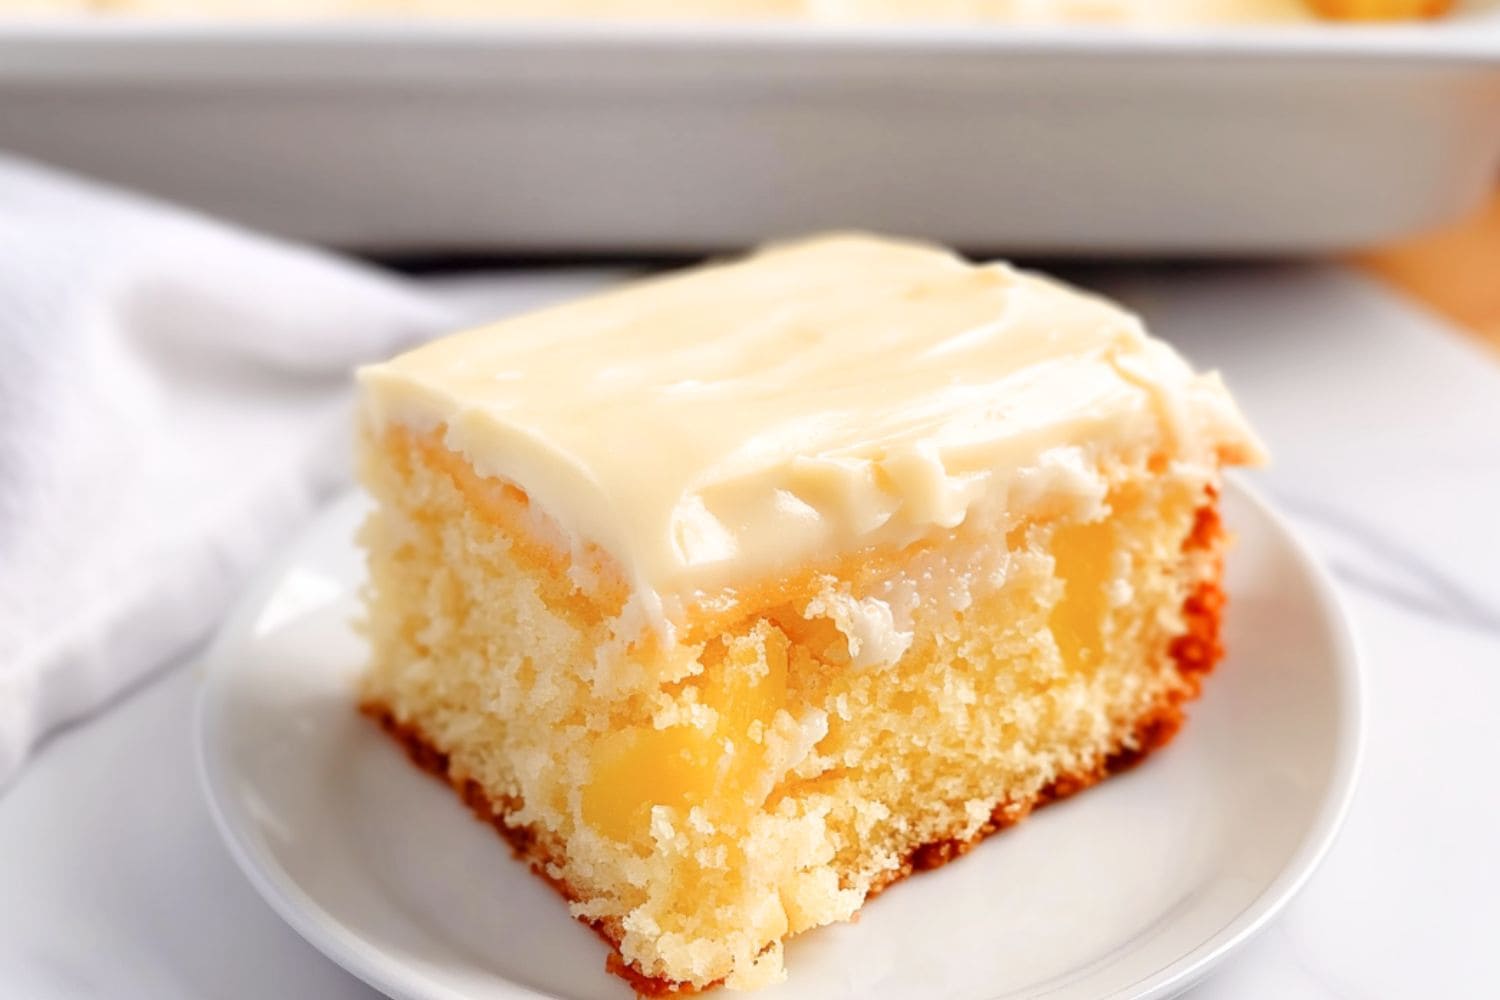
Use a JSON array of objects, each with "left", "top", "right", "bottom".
[
  {"left": 1049, "top": 517, "right": 1113, "bottom": 670},
  {"left": 582, "top": 626, "right": 789, "bottom": 843}
]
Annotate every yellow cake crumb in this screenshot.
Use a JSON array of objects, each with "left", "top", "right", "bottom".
[
  {"left": 355, "top": 235, "right": 1261, "bottom": 991},
  {"left": 359, "top": 425, "right": 1230, "bottom": 990}
]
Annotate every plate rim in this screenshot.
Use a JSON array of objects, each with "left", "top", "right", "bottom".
[{"left": 196, "top": 472, "right": 1364, "bottom": 1000}]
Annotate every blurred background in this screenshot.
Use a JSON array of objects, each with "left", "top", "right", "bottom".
[
  {"left": 0, "top": 3, "right": 1497, "bottom": 1000},
  {"left": 3, "top": 0, "right": 1500, "bottom": 256}
]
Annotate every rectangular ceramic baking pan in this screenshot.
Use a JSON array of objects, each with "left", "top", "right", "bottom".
[{"left": 2, "top": 14, "right": 1498, "bottom": 255}]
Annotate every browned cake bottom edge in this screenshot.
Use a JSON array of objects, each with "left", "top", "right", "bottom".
[{"left": 361, "top": 508, "right": 1226, "bottom": 997}]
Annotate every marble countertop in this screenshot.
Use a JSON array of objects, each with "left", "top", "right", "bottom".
[{"left": 3, "top": 262, "right": 1498, "bottom": 1000}]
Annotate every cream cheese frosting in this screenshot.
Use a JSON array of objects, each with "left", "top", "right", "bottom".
[{"left": 358, "top": 234, "right": 1263, "bottom": 609}]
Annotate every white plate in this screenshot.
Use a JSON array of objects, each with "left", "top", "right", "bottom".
[
  {"left": 197, "top": 477, "right": 1362, "bottom": 1000},
  {"left": 3, "top": 17, "right": 1499, "bottom": 255}
]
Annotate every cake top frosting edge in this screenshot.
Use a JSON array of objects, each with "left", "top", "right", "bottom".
[{"left": 359, "top": 233, "right": 1265, "bottom": 608}]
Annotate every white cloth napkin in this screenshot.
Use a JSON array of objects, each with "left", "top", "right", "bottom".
[{"left": 0, "top": 155, "right": 455, "bottom": 786}]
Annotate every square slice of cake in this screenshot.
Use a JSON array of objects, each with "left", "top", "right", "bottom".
[{"left": 355, "top": 234, "right": 1265, "bottom": 993}]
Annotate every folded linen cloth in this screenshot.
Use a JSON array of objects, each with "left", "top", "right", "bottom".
[{"left": 0, "top": 155, "right": 454, "bottom": 786}]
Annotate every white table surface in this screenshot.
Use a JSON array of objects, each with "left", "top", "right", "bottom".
[{"left": 3, "top": 262, "right": 1498, "bottom": 1000}]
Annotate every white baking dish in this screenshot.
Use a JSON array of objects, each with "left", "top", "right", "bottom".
[{"left": 2, "top": 15, "right": 1498, "bottom": 255}]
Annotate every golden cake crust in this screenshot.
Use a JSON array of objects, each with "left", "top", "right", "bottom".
[
  {"left": 360, "top": 674, "right": 1201, "bottom": 997},
  {"left": 358, "top": 500, "right": 1227, "bottom": 996}
]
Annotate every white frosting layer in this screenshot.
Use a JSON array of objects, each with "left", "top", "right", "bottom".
[{"left": 359, "top": 234, "right": 1263, "bottom": 608}]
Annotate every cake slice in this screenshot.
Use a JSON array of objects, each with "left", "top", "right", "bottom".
[{"left": 355, "top": 234, "right": 1265, "bottom": 993}]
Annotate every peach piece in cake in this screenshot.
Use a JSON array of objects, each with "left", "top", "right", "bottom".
[{"left": 355, "top": 234, "right": 1265, "bottom": 991}]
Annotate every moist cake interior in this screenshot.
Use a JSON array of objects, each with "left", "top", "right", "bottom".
[{"left": 354, "top": 234, "right": 1263, "bottom": 992}]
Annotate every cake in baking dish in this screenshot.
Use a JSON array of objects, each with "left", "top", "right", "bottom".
[
  {"left": 354, "top": 234, "right": 1265, "bottom": 993},
  {"left": 55, "top": 0, "right": 1455, "bottom": 23}
]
